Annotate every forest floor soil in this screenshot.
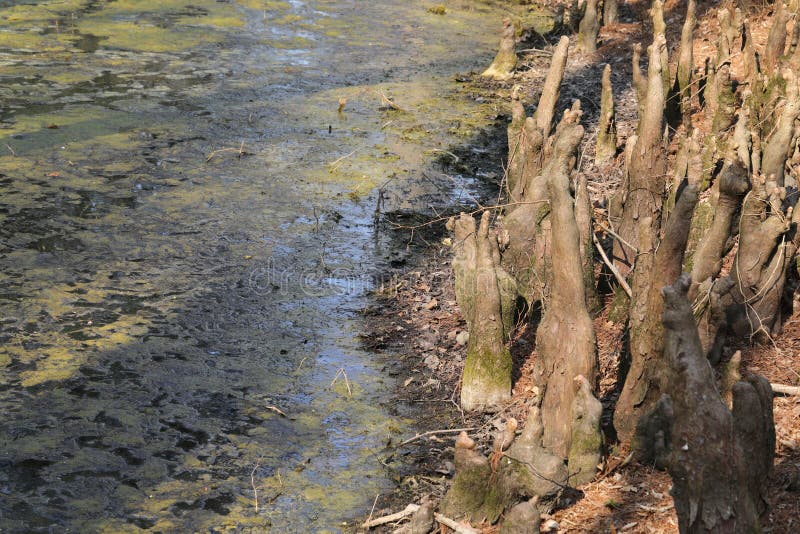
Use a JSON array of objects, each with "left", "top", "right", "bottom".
[{"left": 355, "top": 1, "right": 800, "bottom": 532}]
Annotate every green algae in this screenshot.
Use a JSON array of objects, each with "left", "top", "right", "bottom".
[
  {"left": 0, "top": 0, "right": 514, "bottom": 530},
  {"left": 78, "top": 22, "right": 224, "bottom": 52}
]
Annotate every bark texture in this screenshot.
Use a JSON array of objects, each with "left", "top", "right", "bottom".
[
  {"left": 577, "top": 0, "right": 600, "bottom": 54},
  {"left": 612, "top": 34, "right": 667, "bottom": 275},
  {"left": 533, "top": 103, "right": 599, "bottom": 458},
  {"left": 503, "top": 37, "right": 570, "bottom": 306},
  {"left": 615, "top": 132, "right": 702, "bottom": 442},
  {"left": 441, "top": 408, "right": 569, "bottom": 524},
  {"left": 499, "top": 498, "right": 540, "bottom": 534},
  {"left": 636, "top": 275, "right": 775, "bottom": 533},
  {"left": 506, "top": 88, "right": 528, "bottom": 197},
  {"left": 689, "top": 153, "right": 749, "bottom": 292},
  {"left": 567, "top": 375, "right": 602, "bottom": 486},
  {"left": 675, "top": 0, "right": 696, "bottom": 127},
  {"left": 760, "top": 71, "right": 800, "bottom": 187},
  {"left": 603, "top": 0, "right": 617, "bottom": 26},
  {"left": 498, "top": 405, "right": 570, "bottom": 502},
  {"left": 441, "top": 432, "right": 504, "bottom": 523},
  {"left": 451, "top": 212, "right": 517, "bottom": 411},
  {"left": 764, "top": 3, "right": 790, "bottom": 75},
  {"left": 576, "top": 173, "right": 601, "bottom": 312}
]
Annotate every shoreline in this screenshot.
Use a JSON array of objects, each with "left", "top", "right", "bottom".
[{"left": 352, "top": 6, "right": 800, "bottom": 530}]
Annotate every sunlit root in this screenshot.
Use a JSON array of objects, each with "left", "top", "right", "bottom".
[
  {"left": 482, "top": 18, "right": 517, "bottom": 80},
  {"left": 450, "top": 212, "right": 516, "bottom": 411},
  {"left": 533, "top": 103, "right": 598, "bottom": 457}
]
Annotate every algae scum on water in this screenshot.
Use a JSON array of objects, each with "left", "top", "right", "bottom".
[{"left": 0, "top": 0, "right": 508, "bottom": 531}]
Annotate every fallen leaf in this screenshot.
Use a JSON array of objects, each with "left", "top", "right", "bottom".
[{"left": 46, "top": 172, "right": 60, "bottom": 177}]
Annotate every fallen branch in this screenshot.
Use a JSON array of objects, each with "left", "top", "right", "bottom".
[
  {"left": 596, "top": 222, "right": 638, "bottom": 255},
  {"left": 375, "top": 89, "right": 405, "bottom": 111},
  {"left": 771, "top": 383, "right": 800, "bottom": 395},
  {"left": 594, "top": 233, "right": 633, "bottom": 298},
  {"left": 434, "top": 512, "right": 480, "bottom": 534},
  {"left": 398, "top": 427, "right": 478, "bottom": 448},
  {"left": 362, "top": 503, "right": 419, "bottom": 529}
]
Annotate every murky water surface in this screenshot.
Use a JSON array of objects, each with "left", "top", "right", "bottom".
[{"left": 0, "top": 0, "right": 506, "bottom": 531}]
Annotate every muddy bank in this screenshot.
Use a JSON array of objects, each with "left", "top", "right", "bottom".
[{"left": 354, "top": 76, "right": 515, "bottom": 529}]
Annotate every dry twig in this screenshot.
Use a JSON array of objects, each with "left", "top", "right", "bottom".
[
  {"left": 361, "top": 503, "right": 419, "bottom": 529},
  {"left": 398, "top": 427, "right": 478, "bottom": 448},
  {"left": 331, "top": 367, "right": 353, "bottom": 398},
  {"left": 434, "top": 512, "right": 480, "bottom": 534},
  {"left": 206, "top": 140, "right": 248, "bottom": 162},
  {"left": 593, "top": 233, "right": 632, "bottom": 298},
  {"left": 266, "top": 405, "right": 287, "bottom": 417}
]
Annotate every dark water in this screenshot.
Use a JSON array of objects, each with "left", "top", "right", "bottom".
[{"left": 0, "top": 0, "right": 506, "bottom": 530}]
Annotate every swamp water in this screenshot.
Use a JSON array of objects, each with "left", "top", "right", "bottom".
[{"left": 0, "top": 0, "right": 510, "bottom": 531}]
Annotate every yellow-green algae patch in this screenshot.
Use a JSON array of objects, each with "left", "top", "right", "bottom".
[
  {"left": 0, "top": 106, "right": 144, "bottom": 154},
  {"left": 236, "top": 0, "right": 291, "bottom": 10},
  {"left": 0, "top": 31, "right": 73, "bottom": 53},
  {"left": 64, "top": 0, "right": 253, "bottom": 53},
  {"left": 75, "top": 21, "right": 224, "bottom": 53}
]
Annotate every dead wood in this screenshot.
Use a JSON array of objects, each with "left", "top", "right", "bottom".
[{"left": 363, "top": 504, "right": 420, "bottom": 529}]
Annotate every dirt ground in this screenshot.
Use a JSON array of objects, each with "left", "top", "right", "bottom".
[{"left": 355, "top": 1, "right": 800, "bottom": 532}]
